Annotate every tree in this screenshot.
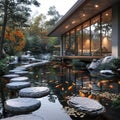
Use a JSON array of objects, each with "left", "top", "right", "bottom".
[
  {"left": 46, "top": 6, "right": 62, "bottom": 31},
  {"left": 4, "top": 27, "right": 26, "bottom": 55},
  {"left": 0, "top": 0, "right": 40, "bottom": 59}
]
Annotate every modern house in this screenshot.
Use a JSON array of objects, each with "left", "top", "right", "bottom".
[{"left": 48, "top": 0, "right": 120, "bottom": 60}]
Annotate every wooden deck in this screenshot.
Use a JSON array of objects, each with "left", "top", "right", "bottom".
[{"left": 55, "top": 55, "right": 103, "bottom": 62}]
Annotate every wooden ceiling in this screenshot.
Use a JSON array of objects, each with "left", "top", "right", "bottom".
[{"left": 48, "top": 0, "right": 119, "bottom": 37}]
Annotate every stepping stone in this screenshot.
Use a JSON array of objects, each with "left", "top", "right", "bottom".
[
  {"left": 14, "top": 67, "right": 26, "bottom": 71},
  {"left": 19, "top": 87, "right": 50, "bottom": 98},
  {"left": 14, "top": 71, "right": 29, "bottom": 75},
  {"left": 3, "top": 74, "right": 20, "bottom": 79},
  {"left": 9, "top": 69, "right": 23, "bottom": 73},
  {"left": 68, "top": 97, "right": 105, "bottom": 116},
  {"left": 0, "top": 114, "right": 43, "bottom": 120},
  {"left": 6, "top": 82, "right": 31, "bottom": 90},
  {"left": 5, "top": 98, "right": 41, "bottom": 115},
  {"left": 10, "top": 77, "right": 29, "bottom": 82}
]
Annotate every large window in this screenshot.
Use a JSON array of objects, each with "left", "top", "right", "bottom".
[
  {"left": 91, "top": 15, "right": 101, "bottom": 56},
  {"left": 102, "top": 9, "right": 112, "bottom": 56},
  {"left": 70, "top": 29, "right": 75, "bottom": 55},
  {"left": 76, "top": 26, "right": 82, "bottom": 55},
  {"left": 62, "top": 8, "right": 112, "bottom": 56},
  {"left": 83, "top": 21, "right": 90, "bottom": 55}
]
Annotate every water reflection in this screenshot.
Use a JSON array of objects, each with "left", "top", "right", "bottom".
[{"left": 0, "top": 61, "right": 120, "bottom": 119}]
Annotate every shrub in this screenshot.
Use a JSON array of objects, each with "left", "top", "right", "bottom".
[
  {"left": 110, "top": 58, "right": 120, "bottom": 69},
  {"left": 0, "top": 58, "right": 8, "bottom": 75},
  {"left": 95, "top": 62, "right": 116, "bottom": 71},
  {"left": 72, "top": 59, "right": 86, "bottom": 69},
  {"left": 112, "top": 96, "right": 120, "bottom": 108}
]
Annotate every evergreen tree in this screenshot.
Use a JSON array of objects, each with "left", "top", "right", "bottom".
[{"left": 0, "top": 0, "right": 40, "bottom": 59}]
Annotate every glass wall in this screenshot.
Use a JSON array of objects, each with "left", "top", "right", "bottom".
[
  {"left": 70, "top": 29, "right": 75, "bottom": 55},
  {"left": 76, "top": 26, "right": 82, "bottom": 55},
  {"left": 83, "top": 21, "right": 90, "bottom": 55},
  {"left": 62, "top": 8, "right": 112, "bottom": 56},
  {"left": 101, "top": 9, "right": 112, "bottom": 56},
  {"left": 91, "top": 15, "right": 101, "bottom": 56}
]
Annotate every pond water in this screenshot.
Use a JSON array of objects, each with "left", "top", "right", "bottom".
[{"left": 0, "top": 61, "right": 120, "bottom": 120}]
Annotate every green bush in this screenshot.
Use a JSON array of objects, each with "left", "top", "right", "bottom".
[
  {"left": 95, "top": 62, "right": 116, "bottom": 71},
  {"left": 0, "top": 58, "right": 8, "bottom": 75},
  {"left": 112, "top": 96, "right": 120, "bottom": 108},
  {"left": 72, "top": 59, "right": 86, "bottom": 69},
  {"left": 110, "top": 58, "right": 120, "bottom": 69}
]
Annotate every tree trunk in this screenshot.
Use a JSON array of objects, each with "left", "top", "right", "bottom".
[{"left": 0, "top": 0, "right": 8, "bottom": 59}]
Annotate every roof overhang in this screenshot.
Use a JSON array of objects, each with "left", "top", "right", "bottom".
[{"left": 48, "top": 0, "right": 120, "bottom": 37}]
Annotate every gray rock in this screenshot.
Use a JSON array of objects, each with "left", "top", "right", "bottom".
[
  {"left": 87, "top": 59, "right": 101, "bottom": 70},
  {"left": 100, "top": 70, "right": 114, "bottom": 75},
  {"left": 101, "top": 56, "right": 115, "bottom": 64},
  {"left": 19, "top": 87, "right": 50, "bottom": 98},
  {"left": 5, "top": 98, "right": 41, "bottom": 115}
]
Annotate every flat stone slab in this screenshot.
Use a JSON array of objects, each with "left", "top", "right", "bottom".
[
  {"left": 9, "top": 69, "right": 23, "bottom": 73},
  {"left": 3, "top": 74, "right": 20, "bottom": 78},
  {"left": 68, "top": 97, "right": 105, "bottom": 116},
  {"left": 5, "top": 98, "right": 41, "bottom": 115},
  {"left": 0, "top": 114, "right": 43, "bottom": 120},
  {"left": 6, "top": 82, "right": 31, "bottom": 90},
  {"left": 14, "top": 71, "right": 29, "bottom": 75},
  {"left": 10, "top": 77, "right": 29, "bottom": 82},
  {"left": 14, "top": 67, "right": 26, "bottom": 71},
  {"left": 19, "top": 87, "right": 50, "bottom": 98}
]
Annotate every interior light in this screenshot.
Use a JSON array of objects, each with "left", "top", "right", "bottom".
[
  {"left": 94, "top": 4, "right": 99, "bottom": 8},
  {"left": 105, "top": 13, "right": 109, "bottom": 16},
  {"left": 83, "top": 14, "right": 86, "bottom": 17},
  {"left": 65, "top": 25, "right": 69, "bottom": 29},
  {"left": 72, "top": 20, "right": 76, "bottom": 24}
]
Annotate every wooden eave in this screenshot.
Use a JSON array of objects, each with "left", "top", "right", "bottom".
[{"left": 48, "top": 0, "right": 119, "bottom": 37}]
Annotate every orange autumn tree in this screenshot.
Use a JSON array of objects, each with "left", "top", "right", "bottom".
[{"left": 4, "top": 28, "right": 25, "bottom": 55}]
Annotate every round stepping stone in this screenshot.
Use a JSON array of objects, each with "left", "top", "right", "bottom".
[
  {"left": 14, "top": 67, "right": 26, "bottom": 71},
  {"left": 6, "top": 82, "right": 31, "bottom": 90},
  {"left": 14, "top": 71, "right": 29, "bottom": 75},
  {"left": 3, "top": 74, "right": 20, "bottom": 78},
  {"left": 68, "top": 97, "right": 105, "bottom": 116},
  {"left": 9, "top": 69, "right": 22, "bottom": 73},
  {"left": 0, "top": 114, "right": 43, "bottom": 120},
  {"left": 5, "top": 98, "right": 41, "bottom": 115},
  {"left": 10, "top": 77, "right": 29, "bottom": 82},
  {"left": 19, "top": 87, "right": 50, "bottom": 98}
]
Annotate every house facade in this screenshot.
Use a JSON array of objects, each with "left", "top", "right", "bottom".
[{"left": 48, "top": 0, "right": 120, "bottom": 58}]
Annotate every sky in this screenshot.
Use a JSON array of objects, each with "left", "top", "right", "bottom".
[{"left": 31, "top": 0, "right": 78, "bottom": 17}]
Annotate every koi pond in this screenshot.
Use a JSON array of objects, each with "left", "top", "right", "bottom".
[{"left": 0, "top": 60, "right": 120, "bottom": 120}]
